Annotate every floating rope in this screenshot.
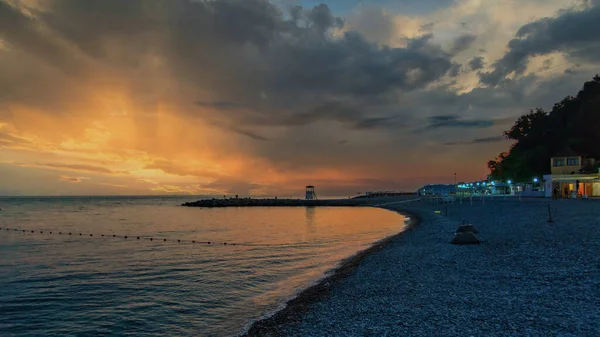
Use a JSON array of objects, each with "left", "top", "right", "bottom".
[
  {"left": 0, "top": 225, "right": 349, "bottom": 247},
  {"left": 0, "top": 226, "right": 241, "bottom": 246}
]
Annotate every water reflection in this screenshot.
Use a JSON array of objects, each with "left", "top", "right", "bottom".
[
  {"left": 305, "top": 206, "right": 317, "bottom": 241},
  {"left": 0, "top": 198, "right": 406, "bottom": 337}
]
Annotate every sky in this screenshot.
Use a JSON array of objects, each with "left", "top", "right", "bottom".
[{"left": 1, "top": 0, "right": 600, "bottom": 197}]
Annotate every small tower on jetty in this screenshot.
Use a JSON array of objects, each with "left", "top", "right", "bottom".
[{"left": 305, "top": 186, "right": 318, "bottom": 200}]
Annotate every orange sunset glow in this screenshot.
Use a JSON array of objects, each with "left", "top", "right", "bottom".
[{"left": 1, "top": 0, "right": 598, "bottom": 196}]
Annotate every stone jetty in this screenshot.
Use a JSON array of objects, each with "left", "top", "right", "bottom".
[{"left": 181, "top": 198, "right": 369, "bottom": 208}]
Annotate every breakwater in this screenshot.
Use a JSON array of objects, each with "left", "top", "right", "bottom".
[{"left": 181, "top": 198, "right": 369, "bottom": 208}]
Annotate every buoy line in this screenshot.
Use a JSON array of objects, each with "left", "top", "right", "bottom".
[{"left": 0, "top": 226, "right": 337, "bottom": 247}]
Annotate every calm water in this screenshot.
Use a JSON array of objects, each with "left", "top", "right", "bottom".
[{"left": 0, "top": 196, "right": 407, "bottom": 336}]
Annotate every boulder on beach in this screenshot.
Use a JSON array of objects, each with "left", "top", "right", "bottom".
[
  {"left": 456, "top": 224, "right": 479, "bottom": 234},
  {"left": 451, "top": 232, "right": 480, "bottom": 245}
]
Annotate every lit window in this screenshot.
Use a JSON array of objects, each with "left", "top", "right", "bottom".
[
  {"left": 567, "top": 157, "right": 580, "bottom": 166},
  {"left": 553, "top": 158, "right": 565, "bottom": 167}
]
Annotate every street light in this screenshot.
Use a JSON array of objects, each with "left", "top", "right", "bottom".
[
  {"left": 533, "top": 178, "right": 539, "bottom": 183},
  {"left": 507, "top": 180, "right": 512, "bottom": 184}
]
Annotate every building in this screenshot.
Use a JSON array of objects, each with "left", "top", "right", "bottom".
[
  {"left": 417, "top": 184, "right": 456, "bottom": 196},
  {"left": 550, "top": 146, "right": 596, "bottom": 175},
  {"left": 544, "top": 147, "right": 600, "bottom": 198}
]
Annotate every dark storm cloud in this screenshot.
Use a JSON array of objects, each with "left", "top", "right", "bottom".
[
  {"left": 0, "top": 0, "right": 84, "bottom": 74},
  {"left": 479, "top": 3, "right": 600, "bottom": 86},
  {"left": 1, "top": 0, "right": 597, "bottom": 167},
  {"left": 0, "top": 0, "right": 455, "bottom": 130},
  {"left": 450, "top": 34, "right": 477, "bottom": 54},
  {"left": 444, "top": 136, "right": 507, "bottom": 146},
  {"left": 468, "top": 56, "right": 485, "bottom": 71},
  {"left": 449, "top": 63, "right": 462, "bottom": 77},
  {"left": 426, "top": 115, "right": 494, "bottom": 129}
]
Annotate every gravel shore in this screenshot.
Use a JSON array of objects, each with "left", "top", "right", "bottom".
[{"left": 245, "top": 197, "right": 600, "bottom": 336}]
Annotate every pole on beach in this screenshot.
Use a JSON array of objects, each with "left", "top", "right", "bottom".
[{"left": 547, "top": 204, "right": 554, "bottom": 223}]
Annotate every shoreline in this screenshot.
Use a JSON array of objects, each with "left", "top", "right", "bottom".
[
  {"left": 242, "top": 204, "right": 422, "bottom": 336},
  {"left": 243, "top": 198, "right": 600, "bottom": 336}
]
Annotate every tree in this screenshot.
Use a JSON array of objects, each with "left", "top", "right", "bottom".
[{"left": 488, "top": 75, "right": 600, "bottom": 180}]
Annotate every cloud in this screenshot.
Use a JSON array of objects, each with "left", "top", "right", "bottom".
[
  {"left": 425, "top": 115, "right": 496, "bottom": 129},
  {"left": 59, "top": 175, "right": 89, "bottom": 183},
  {"left": 468, "top": 56, "right": 485, "bottom": 71},
  {"left": 11, "top": 162, "right": 127, "bottom": 175},
  {"left": 0, "top": 0, "right": 456, "bottom": 131},
  {"left": 444, "top": 136, "right": 508, "bottom": 146},
  {"left": 1, "top": 0, "right": 600, "bottom": 194},
  {"left": 143, "top": 159, "right": 219, "bottom": 178},
  {"left": 479, "top": 3, "right": 600, "bottom": 85},
  {"left": 98, "top": 183, "right": 128, "bottom": 188},
  {"left": 448, "top": 63, "right": 462, "bottom": 77},
  {"left": 227, "top": 126, "right": 270, "bottom": 141},
  {"left": 450, "top": 33, "right": 477, "bottom": 54}
]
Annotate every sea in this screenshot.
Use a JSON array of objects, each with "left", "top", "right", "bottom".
[{"left": 0, "top": 196, "right": 407, "bottom": 336}]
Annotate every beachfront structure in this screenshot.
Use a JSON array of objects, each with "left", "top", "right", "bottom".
[
  {"left": 305, "top": 186, "right": 317, "bottom": 200},
  {"left": 361, "top": 191, "right": 414, "bottom": 198},
  {"left": 550, "top": 146, "right": 597, "bottom": 175},
  {"left": 417, "top": 184, "right": 456, "bottom": 196},
  {"left": 544, "top": 173, "right": 600, "bottom": 198},
  {"left": 544, "top": 147, "right": 600, "bottom": 198}
]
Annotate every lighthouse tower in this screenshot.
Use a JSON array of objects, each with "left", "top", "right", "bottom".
[{"left": 305, "top": 186, "right": 317, "bottom": 200}]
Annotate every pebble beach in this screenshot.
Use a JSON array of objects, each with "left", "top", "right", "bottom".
[{"left": 245, "top": 197, "right": 600, "bottom": 336}]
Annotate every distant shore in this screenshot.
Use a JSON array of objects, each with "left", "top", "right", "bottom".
[{"left": 243, "top": 197, "right": 600, "bottom": 336}]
